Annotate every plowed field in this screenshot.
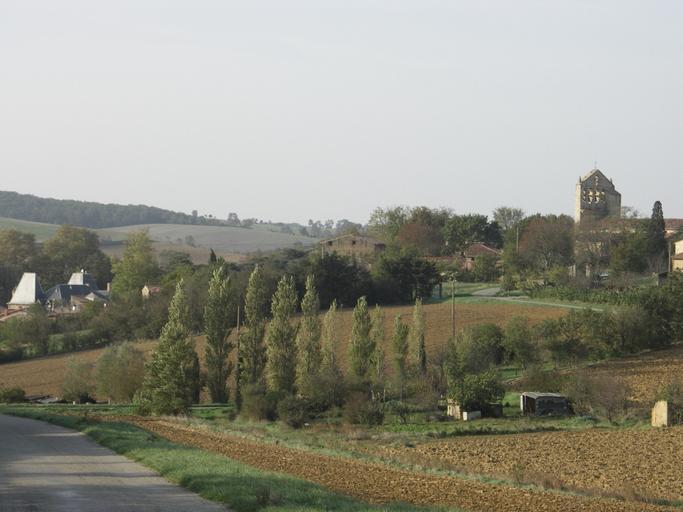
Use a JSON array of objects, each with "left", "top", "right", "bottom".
[
  {"left": 123, "top": 417, "right": 677, "bottom": 512},
  {"left": 367, "top": 426, "right": 683, "bottom": 503},
  {"left": 583, "top": 345, "right": 683, "bottom": 404}
]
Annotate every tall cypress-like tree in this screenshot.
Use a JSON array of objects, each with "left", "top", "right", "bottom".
[
  {"left": 370, "top": 305, "right": 386, "bottom": 387},
  {"left": 392, "top": 315, "right": 410, "bottom": 400},
  {"left": 348, "top": 296, "right": 375, "bottom": 381},
  {"left": 239, "top": 265, "right": 268, "bottom": 386},
  {"left": 410, "top": 298, "right": 427, "bottom": 375},
  {"left": 648, "top": 201, "right": 667, "bottom": 258},
  {"left": 134, "top": 280, "right": 199, "bottom": 415},
  {"left": 265, "top": 275, "right": 298, "bottom": 393},
  {"left": 296, "top": 275, "right": 322, "bottom": 396},
  {"left": 321, "top": 300, "right": 341, "bottom": 375},
  {"left": 204, "top": 266, "right": 233, "bottom": 403}
]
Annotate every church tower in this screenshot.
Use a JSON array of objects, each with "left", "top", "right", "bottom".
[{"left": 574, "top": 169, "right": 621, "bottom": 224}]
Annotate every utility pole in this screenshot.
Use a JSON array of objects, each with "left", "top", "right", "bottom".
[
  {"left": 234, "top": 301, "right": 242, "bottom": 411},
  {"left": 451, "top": 274, "right": 456, "bottom": 340}
]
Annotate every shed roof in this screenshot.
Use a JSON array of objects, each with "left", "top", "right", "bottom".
[
  {"left": 522, "top": 392, "right": 566, "bottom": 399},
  {"left": 462, "top": 243, "right": 502, "bottom": 258}
]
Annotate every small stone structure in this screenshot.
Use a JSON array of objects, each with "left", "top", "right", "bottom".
[
  {"left": 446, "top": 399, "right": 462, "bottom": 419},
  {"left": 651, "top": 400, "right": 683, "bottom": 427},
  {"left": 462, "top": 410, "right": 481, "bottom": 421}
]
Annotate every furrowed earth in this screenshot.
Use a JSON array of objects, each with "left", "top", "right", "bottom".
[{"left": 118, "top": 417, "right": 678, "bottom": 512}]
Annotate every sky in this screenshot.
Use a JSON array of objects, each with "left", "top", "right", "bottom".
[{"left": 1, "top": 1, "right": 681, "bottom": 224}]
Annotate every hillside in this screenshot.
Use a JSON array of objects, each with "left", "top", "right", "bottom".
[
  {"left": 0, "top": 190, "right": 215, "bottom": 228},
  {"left": 97, "top": 224, "right": 319, "bottom": 253},
  {"left": 0, "top": 217, "right": 61, "bottom": 240},
  {"left": 0, "top": 216, "right": 320, "bottom": 258}
]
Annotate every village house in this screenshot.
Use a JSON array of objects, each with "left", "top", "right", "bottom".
[
  {"left": 142, "top": 284, "right": 163, "bottom": 299},
  {"left": 673, "top": 239, "right": 683, "bottom": 272},
  {"left": 7, "top": 270, "right": 109, "bottom": 314},
  {"left": 319, "top": 234, "right": 386, "bottom": 262},
  {"left": 460, "top": 243, "right": 502, "bottom": 271},
  {"left": 45, "top": 271, "right": 110, "bottom": 312}
]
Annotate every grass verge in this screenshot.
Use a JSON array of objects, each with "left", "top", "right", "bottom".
[{"left": 1, "top": 407, "right": 454, "bottom": 512}]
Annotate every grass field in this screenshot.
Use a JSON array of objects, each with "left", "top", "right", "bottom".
[
  {"left": 0, "top": 217, "right": 61, "bottom": 240},
  {"left": 0, "top": 216, "right": 320, "bottom": 255},
  {"left": 97, "top": 223, "right": 319, "bottom": 253}
]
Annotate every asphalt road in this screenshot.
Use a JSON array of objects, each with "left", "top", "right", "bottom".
[{"left": 0, "top": 414, "right": 228, "bottom": 512}]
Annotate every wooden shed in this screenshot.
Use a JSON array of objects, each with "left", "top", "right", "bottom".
[{"left": 520, "top": 392, "right": 569, "bottom": 416}]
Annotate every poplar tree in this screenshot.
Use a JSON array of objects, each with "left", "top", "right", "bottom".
[
  {"left": 392, "top": 315, "right": 410, "bottom": 400},
  {"left": 320, "top": 300, "right": 340, "bottom": 373},
  {"left": 320, "top": 300, "right": 345, "bottom": 405},
  {"left": 239, "top": 265, "right": 267, "bottom": 386},
  {"left": 134, "top": 280, "right": 199, "bottom": 415},
  {"left": 265, "top": 275, "right": 298, "bottom": 393},
  {"left": 348, "top": 296, "right": 375, "bottom": 381},
  {"left": 370, "top": 305, "right": 386, "bottom": 387},
  {"left": 410, "top": 298, "right": 427, "bottom": 375},
  {"left": 204, "top": 266, "right": 233, "bottom": 403},
  {"left": 296, "top": 275, "right": 322, "bottom": 396}
]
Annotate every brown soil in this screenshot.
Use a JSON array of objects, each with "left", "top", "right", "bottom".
[
  {"left": 367, "top": 426, "right": 683, "bottom": 503},
  {"left": 583, "top": 344, "right": 683, "bottom": 404},
  {"left": 124, "top": 417, "right": 677, "bottom": 512}
]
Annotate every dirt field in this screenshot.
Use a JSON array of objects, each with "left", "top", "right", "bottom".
[
  {"left": 332, "top": 301, "right": 566, "bottom": 372},
  {"left": 0, "top": 340, "right": 161, "bottom": 397},
  {"left": 583, "top": 344, "right": 683, "bottom": 404},
  {"left": 364, "top": 426, "right": 683, "bottom": 503},
  {"left": 122, "top": 417, "right": 677, "bottom": 512}
]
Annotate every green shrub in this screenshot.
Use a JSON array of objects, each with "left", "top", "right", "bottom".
[
  {"left": 0, "top": 386, "right": 26, "bottom": 403},
  {"left": 62, "top": 357, "right": 95, "bottom": 403},
  {"left": 96, "top": 342, "right": 145, "bottom": 403},
  {"left": 343, "top": 392, "right": 384, "bottom": 426},
  {"left": 449, "top": 371, "right": 504, "bottom": 412},
  {"left": 276, "top": 395, "right": 311, "bottom": 428},
  {"left": 241, "top": 384, "right": 283, "bottom": 421}
]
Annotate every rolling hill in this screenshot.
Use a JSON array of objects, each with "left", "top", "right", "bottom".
[{"left": 0, "top": 217, "right": 320, "bottom": 260}]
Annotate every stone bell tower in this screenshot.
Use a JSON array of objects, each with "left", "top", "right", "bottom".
[{"left": 574, "top": 168, "right": 621, "bottom": 224}]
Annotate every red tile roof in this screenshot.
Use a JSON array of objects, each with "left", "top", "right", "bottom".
[{"left": 462, "top": 243, "right": 502, "bottom": 258}]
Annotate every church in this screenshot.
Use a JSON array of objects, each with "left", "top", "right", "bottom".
[{"left": 574, "top": 168, "right": 622, "bottom": 224}]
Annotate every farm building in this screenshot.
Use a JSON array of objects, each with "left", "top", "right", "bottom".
[
  {"left": 319, "top": 234, "right": 386, "bottom": 262},
  {"left": 460, "top": 243, "right": 502, "bottom": 271},
  {"left": 7, "top": 273, "right": 46, "bottom": 311},
  {"left": 520, "top": 392, "right": 569, "bottom": 416},
  {"left": 665, "top": 218, "right": 683, "bottom": 238},
  {"left": 142, "top": 284, "right": 163, "bottom": 299},
  {"left": 673, "top": 239, "right": 683, "bottom": 272}
]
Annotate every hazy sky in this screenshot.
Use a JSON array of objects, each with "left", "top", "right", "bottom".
[{"left": 1, "top": 1, "right": 681, "bottom": 224}]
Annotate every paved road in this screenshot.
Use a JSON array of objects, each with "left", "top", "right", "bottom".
[
  {"left": 472, "top": 287, "right": 604, "bottom": 311},
  {"left": 0, "top": 414, "right": 227, "bottom": 512}
]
